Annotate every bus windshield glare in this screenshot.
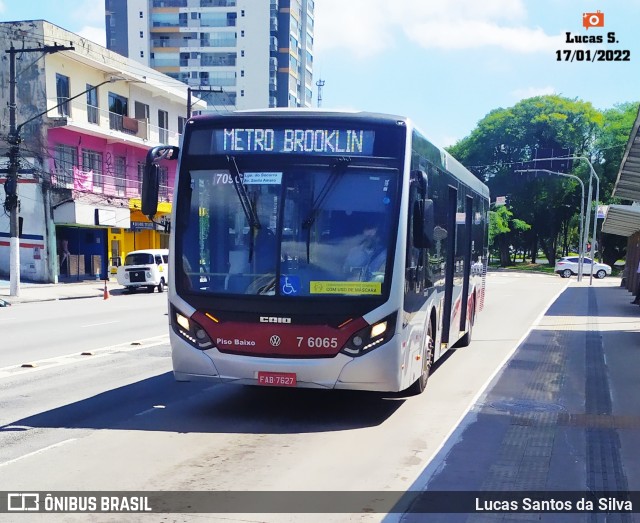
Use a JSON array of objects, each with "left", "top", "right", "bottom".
[{"left": 177, "top": 157, "right": 398, "bottom": 298}]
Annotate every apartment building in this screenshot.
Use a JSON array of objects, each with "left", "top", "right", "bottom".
[
  {"left": 105, "top": 0, "right": 314, "bottom": 110},
  {"left": 0, "top": 20, "right": 205, "bottom": 283}
]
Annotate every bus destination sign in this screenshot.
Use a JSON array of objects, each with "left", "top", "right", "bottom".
[{"left": 212, "top": 128, "right": 375, "bottom": 156}]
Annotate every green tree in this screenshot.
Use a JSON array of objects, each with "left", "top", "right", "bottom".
[
  {"left": 489, "top": 205, "right": 531, "bottom": 266},
  {"left": 449, "top": 95, "right": 603, "bottom": 266}
]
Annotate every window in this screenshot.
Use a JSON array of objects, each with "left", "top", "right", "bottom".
[
  {"left": 241, "top": 70, "right": 244, "bottom": 77},
  {"left": 56, "top": 73, "right": 70, "bottom": 117},
  {"left": 241, "top": 50, "right": 245, "bottom": 57},
  {"left": 114, "top": 156, "right": 126, "bottom": 195},
  {"left": 108, "top": 92, "right": 129, "bottom": 131},
  {"left": 158, "top": 109, "right": 168, "bottom": 143},
  {"left": 159, "top": 165, "right": 169, "bottom": 200},
  {"left": 140, "top": 31, "right": 144, "bottom": 38},
  {"left": 140, "top": 51, "right": 145, "bottom": 57},
  {"left": 82, "top": 149, "right": 103, "bottom": 190},
  {"left": 241, "top": 30, "right": 245, "bottom": 37},
  {"left": 139, "top": 11, "right": 143, "bottom": 18},
  {"left": 86, "top": 83, "right": 98, "bottom": 124},
  {"left": 178, "top": 116, "right": 187, "bottom": 135},
  {"left": 135, "top": 161, "right": 145, "bottom": 195},
  {"left": 53, "top": 144, "right": 77, "bottom": 186}
]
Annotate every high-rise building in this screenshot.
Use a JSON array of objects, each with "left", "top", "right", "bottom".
[{"left": 105, "top": 0, "right": 314, "bottom": 111}]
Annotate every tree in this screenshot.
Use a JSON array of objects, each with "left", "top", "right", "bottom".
[
  {"left": 489, "top": 205, "right": 531, "bottom": 266},
  {"left": 448, "top": 95, "right": 603, "bottom": 266}
]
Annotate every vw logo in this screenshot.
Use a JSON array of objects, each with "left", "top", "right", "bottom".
[{"left": 270, "top": 335, "right": 281, "bottom": 347}]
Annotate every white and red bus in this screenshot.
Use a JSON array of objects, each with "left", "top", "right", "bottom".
[{"left": 142, "top": 111, "right": 489, "bottom": 394}]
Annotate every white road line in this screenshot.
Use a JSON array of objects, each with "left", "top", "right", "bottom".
[
  {"left": 80, "top": 321, "right": 120, "bottom": 328},
  {"left": 0, "top": 438, "right": 77, "bottom": 468}
]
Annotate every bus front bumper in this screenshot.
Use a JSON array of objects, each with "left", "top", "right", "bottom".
[{"left": 170, "top": 331, "right": 404, "bottom": 392}]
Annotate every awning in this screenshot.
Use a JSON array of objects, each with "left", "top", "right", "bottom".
[
  {"left": 601, "top": 204, "right": 640, "bottom": 237},
  {"left": 612, "top": 105, "right": 640, "bottom": 201}
]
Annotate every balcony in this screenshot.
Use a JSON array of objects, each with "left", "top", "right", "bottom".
[
  {"left": 50, "top": 166, "right": 172, "bottom": 202},
  {"left": 49, "top": 98, "right": 181, "bottom": 147}
]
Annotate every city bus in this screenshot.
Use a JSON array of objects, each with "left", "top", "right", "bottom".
[{"left": 142, "top": 110, "right": 489, "bottom": 394}]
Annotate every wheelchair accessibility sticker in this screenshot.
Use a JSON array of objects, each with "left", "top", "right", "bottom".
[{"left": 280, "top": 275, "right": 300, "bottom": 295}]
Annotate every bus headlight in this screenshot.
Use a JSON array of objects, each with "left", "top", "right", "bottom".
[
  {"left": 341, "top": 312, "right": 397, "bottom": 357},
  {"left": 171, "top": 306, "right": 214, "bottom": 350}
]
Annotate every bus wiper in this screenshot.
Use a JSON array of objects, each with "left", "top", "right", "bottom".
[
  {"left": 227, "top": 155, "right": 261, "bottom": 231},
  {"left": 227, "top": 156, "right": 262, "bottom": 262},
  {"left": 301, "top": 157, "right": 350, "bottom": 262}
]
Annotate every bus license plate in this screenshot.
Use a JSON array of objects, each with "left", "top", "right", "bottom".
[{"left": 257, "top": 372, "right": 297, "bottom": 387}]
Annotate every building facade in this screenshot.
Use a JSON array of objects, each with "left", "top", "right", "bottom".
[
  {"left": 0, "top": 20, "right": 205, "bottom": 283},
  {"left": 105, "top": 0, "right": 314, "bottom": 110}
]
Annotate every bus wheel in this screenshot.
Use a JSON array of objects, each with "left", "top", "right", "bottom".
[{"left": 408, "top": 322, "right": 434, "bottom": 395}]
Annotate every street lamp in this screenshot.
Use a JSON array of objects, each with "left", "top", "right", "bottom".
[
  {"left": 4, "top": 75, "right": 125, "bottom": 296},
  {"left": 527, "top": 156, "right": 600, "bottom": 285},
  {"left": 515, "top": 169, "right": 586, "bottom": 282}
]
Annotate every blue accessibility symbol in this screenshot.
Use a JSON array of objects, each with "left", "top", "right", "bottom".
[{"left": 280, "top": 275, "right": 300, "bottom": 295}]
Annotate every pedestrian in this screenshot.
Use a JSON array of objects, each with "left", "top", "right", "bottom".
[{"left": 631, "top": 259, "right": 640, "bottom": 304}]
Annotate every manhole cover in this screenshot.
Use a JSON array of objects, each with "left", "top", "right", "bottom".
[{"left": 487, "top": 399, "right": 565, "bottom": 414}]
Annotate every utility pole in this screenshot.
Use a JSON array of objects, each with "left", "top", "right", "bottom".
[
  {"left": 187, "top": 86, "right": 223, "bottom": 118},
  {"left": 316, "top": 78, "right": 325, "bottom": 108},
  {"left": 5, "top": 43, "right": 74, "bottom": 296}
]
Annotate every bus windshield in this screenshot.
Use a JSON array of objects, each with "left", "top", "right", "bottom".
[{"left": 177, "top": 158, "right": 398, "bottom": 298}]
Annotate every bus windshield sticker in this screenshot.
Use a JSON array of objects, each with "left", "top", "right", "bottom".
[
  {"left": 280, "top": 275, "right": 300, "bottom": 295},
  {"left": 243, "top": 172, "right": 283, "bottom": 185},
  {"left": 210, "top": 128, "right": 375, "bottom": 156},
  {"left": 310, "top": 281, "right": 382, "bottom": 295}
]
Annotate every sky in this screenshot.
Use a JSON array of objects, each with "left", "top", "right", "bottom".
[{"left": 1, "top": 0, "right": 639, "bottom": 148}]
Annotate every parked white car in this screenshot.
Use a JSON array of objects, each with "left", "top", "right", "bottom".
[
  {"left": 554, "top": 256, "right": 611, "bottom": 279},
  {"left": 116, "top": 249, "right": 169, "bottom": 292}
]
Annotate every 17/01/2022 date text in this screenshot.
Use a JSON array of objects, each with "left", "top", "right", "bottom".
[{"left": 556, "top": 49, "right": 630, "bottom": 62}]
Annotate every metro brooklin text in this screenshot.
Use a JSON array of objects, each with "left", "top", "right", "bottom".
[
  {"left": 476, "top": 497, "right": 632, "bottom": 512},
  {"left": 223, "top": 128, "right": 367, "bottom": 154},
  {"left": 40, "top": 494, "right": 151, "bottom": 512}
]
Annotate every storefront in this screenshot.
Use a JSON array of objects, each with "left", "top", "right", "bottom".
[{"left": 107, "top": 200, "right": 171, "bottom": 276}]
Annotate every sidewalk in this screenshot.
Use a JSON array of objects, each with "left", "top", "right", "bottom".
[
  {"left": 396, "top": 277, "right": 640, "bottom": 521},
  {"left": 0, "top": 277, "right": 120, "bottom": 306}
]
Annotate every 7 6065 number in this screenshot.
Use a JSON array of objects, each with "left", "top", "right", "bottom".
[{"left": 297, "top": 336, "right": 338, "bottom": 349}]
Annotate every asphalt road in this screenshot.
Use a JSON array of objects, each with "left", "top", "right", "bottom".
[
  {"left": 0, "top": 272, "right": 568, "bottom": 522},
  {"left": 0, "top": 289, "right": 170, "bottom": 367}
]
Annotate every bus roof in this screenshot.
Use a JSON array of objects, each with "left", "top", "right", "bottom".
[{"left": 189, "top": 109, "right": 408, "bottom": 127}]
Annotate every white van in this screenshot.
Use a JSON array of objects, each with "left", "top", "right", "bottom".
[{"left": 116, "top": 249, "right": 169, "bottom": 293}]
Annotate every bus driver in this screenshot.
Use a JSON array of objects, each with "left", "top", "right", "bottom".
[{"left": 343, "top": 223, "right": 387, "bottom": 281}]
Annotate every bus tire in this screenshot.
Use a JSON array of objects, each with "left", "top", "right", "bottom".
[{"left": 407, "top": 321, "right": 434, "bottom": 395}]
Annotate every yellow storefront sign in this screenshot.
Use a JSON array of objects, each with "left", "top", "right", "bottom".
[{"left": 310, "top": 281, "right": 382, "bottom": 295}]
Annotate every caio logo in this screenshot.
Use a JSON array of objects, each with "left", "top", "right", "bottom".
[{"left": 583, "top": 10, "right": 604, "bottom": 29}]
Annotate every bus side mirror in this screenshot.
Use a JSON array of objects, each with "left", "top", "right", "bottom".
[
  {"left": 142, "top": 162, "right": 159, "bottom": 219},
  {"left": 142, "top": 145, "right": 179, "bottom": 220}
]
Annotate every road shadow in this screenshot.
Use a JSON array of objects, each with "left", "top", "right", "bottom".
[{"left": 0, "top": 372, "right": 406, "bottom": 435}]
